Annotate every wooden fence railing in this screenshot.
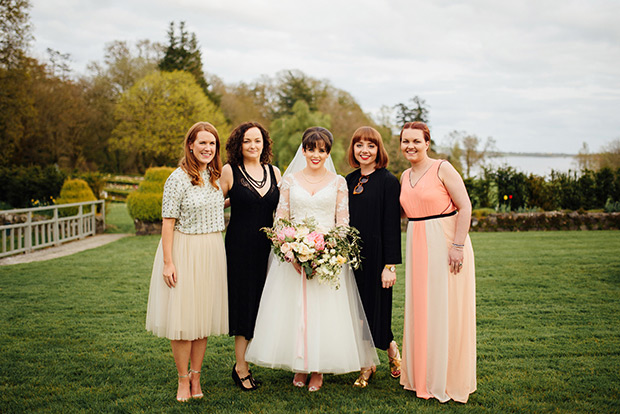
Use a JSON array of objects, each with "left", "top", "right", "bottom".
[{"left": 0, "top": 200, "right": 105, "bottom": 259}]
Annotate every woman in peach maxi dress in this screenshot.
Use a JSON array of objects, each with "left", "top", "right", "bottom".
[{"left": 398, "top": 122, "right": 476, "bottom": 403}]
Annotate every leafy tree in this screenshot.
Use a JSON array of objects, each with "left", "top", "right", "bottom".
[
  {"left": 218, "top": 80, "right": 272, "bottom": 128},
  {"left": 524, "top": 173, "right": 557, "bottom": 211},
  {"left": 0, "top": 0, "right": 32, "bottom": 69},
  {"left": 16, "top": 61, "right": 91, "bottom": 169},
  {"left": 445, "top": 130, "right": 496, "bottom": 178},
  {"left": 273, "top": 70, "right": 326, "bottom": 117},
  {"left": 110, "top": 70, "right": 229, "bottom": 172},
  {"left": 551, "top": 170, "right": 581, "bottom": 210},
  {"left": 597, "top": 138, "right": 620, "bottom": 170},
  {"left": 81, "top": 40, "right": 163, "bottom": 171},
  {"left": 393, "top": 96, "right": 429, "bottom": 126},
  {"left": 270, "top": 100, "right": 330, "bottom": 170},
  {"left": 0, "top": 0, "right": 35, "bottom": 166},
  {"left": 159, "top": 21, "right": 218, "bottom": 104}
]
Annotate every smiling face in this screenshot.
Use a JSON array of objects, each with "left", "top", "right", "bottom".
[
  {"left": 302, "top": 141, "right": 329, "bottom": 171},
  {"left": 353, "top": 139, "right": 378, "bottom": 169},
  {"left": 241, "top": 127, "right": 264, "bottom": 162},
  {"left": 190, "top": 130, "right": 217, "bottom": 169},
  {"left": 400, "top": 128, "right": 430, "bottom": 164}
]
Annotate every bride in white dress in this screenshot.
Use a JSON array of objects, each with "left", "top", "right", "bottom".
[{"left": 245, "top": 127, "right": 378, "bottom": 391}]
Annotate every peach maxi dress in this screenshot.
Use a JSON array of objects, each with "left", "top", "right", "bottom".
[{"left": 399, "top": 160, "right": 476, "bottom": 403}]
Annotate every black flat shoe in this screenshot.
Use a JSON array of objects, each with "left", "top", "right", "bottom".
[{"left": 232, "top": 363, "right": 259, "bottom": 391}]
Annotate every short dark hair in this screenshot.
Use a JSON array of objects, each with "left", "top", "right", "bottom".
[
  {"left": 347, "top": 126, "right": 389, "bottom": 169},
  {"left": 226, "top": 122, "right": 273, "bottom": 166},
  {"left": 302, "top": 127, "right": 333, "bottom": 153}
]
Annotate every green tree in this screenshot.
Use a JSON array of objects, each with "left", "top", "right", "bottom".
[
  {"left": 81, "top": 40, "right": 163, "bottom": 171},
  {"left": 597, "top": 138, "right": 620, "bottom": 170},
  {"left": 110, "top": 70, "right": 229, "bottom": 172},
  {"left": 159, "top": 21, "right": 218, "bottom": 104},
  {"left": 16, "top": 61, "right": 91, "bottom": 169},
  {"left": 0, "top": 0, "right": 35, "bottom": 166},
  {"left": 270, "top": 100, "right": 331, "bottom": 170},
  {"left": 393, "top": 96, "right": 429, "bottom": 126},
  {"left": 0, "top": 0, "right": 32, "bottom": 69},
  {"left": 273, "top": 70, "right": 327, "bottom": 117}
]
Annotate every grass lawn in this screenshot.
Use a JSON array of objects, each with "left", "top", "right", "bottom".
[
  {"left": 104, "top": 203, "right": 135, "bottom": 234},
  {"left": 1, "top": 224, "right": 619, "bottom": 413}
]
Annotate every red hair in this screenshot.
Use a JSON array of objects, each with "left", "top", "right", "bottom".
[
  {"left": 180, "top": 122, "right": 222, "bottom": 189},
  {"left": 347, "top": 126, "right": 389, "bottom": 169},
  {"left": 400, "top": 122, "right": 431, "bottom": 143}
]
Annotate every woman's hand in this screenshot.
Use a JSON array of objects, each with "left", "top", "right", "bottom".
[
  {"left": 292, "top": 261, "right": 302, "bottom": 275},
  {"left": 163, "top": 262, "right": 177, "bottom": 288},
  {"left": 381, "top": 267, "right": 396, "bottom": 288},
  {"left": 448, "top": 246, "right": 464, "bottom": 275}
]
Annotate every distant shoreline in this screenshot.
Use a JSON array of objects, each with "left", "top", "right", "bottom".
[{"left": 491, "top": 152, "right": 576, "bottom": 158}]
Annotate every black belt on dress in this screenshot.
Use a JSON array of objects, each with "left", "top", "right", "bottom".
[{"left": 408, "top": 210, "right": 457, "bottom": 221}]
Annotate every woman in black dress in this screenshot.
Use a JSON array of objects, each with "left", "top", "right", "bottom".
[
  {"left": 345, "top": 126, "right": 402, "bottom": 387},
  {"left": 220, "top": 122, "right": 280, "bottom": 391}
]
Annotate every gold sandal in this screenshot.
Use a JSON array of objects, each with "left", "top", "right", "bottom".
[
  {"left": 353, "top": 366, "right": 376, "bottom": 388},
  {"left": 388, "top": 341, "right": 402, "bottom": 378}
]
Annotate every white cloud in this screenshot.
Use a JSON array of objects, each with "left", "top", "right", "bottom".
[{"left": 28, "top": 0, "right": 620, "bottom": 153}]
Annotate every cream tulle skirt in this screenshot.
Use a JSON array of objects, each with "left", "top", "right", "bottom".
[{"left": 145, "top": 231, "right": 228, "bottom": 340}]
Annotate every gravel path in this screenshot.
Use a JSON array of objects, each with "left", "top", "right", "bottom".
[{"left": 0, "top": 234, "right": 131, "bottom": 265}]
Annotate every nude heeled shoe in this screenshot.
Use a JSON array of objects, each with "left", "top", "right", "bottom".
[{"left": 189, "top": 369, "right": 203, "bottom": 399}]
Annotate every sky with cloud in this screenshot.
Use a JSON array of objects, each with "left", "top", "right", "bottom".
[{"left": 29, "top": 0, "right": 620, "bottom": 154}]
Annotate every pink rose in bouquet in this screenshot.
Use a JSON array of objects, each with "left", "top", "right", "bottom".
[{"left": 306, "top": 231, "right": 325, "bottom": 251}]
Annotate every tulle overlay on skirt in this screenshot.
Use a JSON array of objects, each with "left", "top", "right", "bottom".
[
  {"left": 246, "top": 253, "right": 379, "bottom": 374},
  {"left": 146, "top": 231, "right": 228, "bottom": 340}
]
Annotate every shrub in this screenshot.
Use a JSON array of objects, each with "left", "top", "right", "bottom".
[
  {"left": 56, "top": 179, "right": 97, "bottom": 216},
  {"left": 126, "top": 167, "right": 175, "bottom": 222},
  {"left": 0, "top": 165, "right": 66, "bottom": 209},
  {"left": 127, "top": 192, "right": 163, "bottom": 222},
  {"left": 472, "top": 208, "right": 495, "bottom": 219},
  {"left": 144, "top": 167, "right": 176, "bottom": 184},
  {"left": 76, "top": 171, "right": 106, "bottom": 199}
]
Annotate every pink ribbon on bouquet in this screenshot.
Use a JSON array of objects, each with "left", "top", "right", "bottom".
[{"left": 296, "top": 267, "right": 309, "bottom": 371}]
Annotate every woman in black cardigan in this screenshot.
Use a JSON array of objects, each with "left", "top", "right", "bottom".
[{"left": 345, "top": 126, "right": 402, "bottom": 388}]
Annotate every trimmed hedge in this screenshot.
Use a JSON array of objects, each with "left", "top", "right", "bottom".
[
  {"left": 56, "top": 178, "right": 97, "bottom": 216},
  {"left": 126, "top": 167, "right": 175, "bottom": 223}
]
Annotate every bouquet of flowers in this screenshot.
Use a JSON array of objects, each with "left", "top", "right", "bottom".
[{"left": 262, "top": 217, "right": 362, "bottom": 289}]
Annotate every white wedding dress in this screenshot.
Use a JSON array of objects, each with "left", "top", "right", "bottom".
[{"left": 245, "top": 173, "right": 379, "bottom": 374}]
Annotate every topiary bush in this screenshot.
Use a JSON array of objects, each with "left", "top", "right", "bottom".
[
  {"left": 126, "top": 167, "right": 175, "bottom": 225},
  {"left": 56, "top": 178, "right": 97, "bottom": 216},
  {"left": 126, "top": 192, "right": 164, "bottom": 222}
]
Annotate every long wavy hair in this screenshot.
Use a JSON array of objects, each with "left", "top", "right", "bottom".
[
  {"left": 226, "top": 121, "right": 273, "bottom": 166},
  {"left": 347, "top": 126, "right": 389, "bottom": 169},
  {"left": 179, "top": 121, "right": 222, "bottom": 189}
]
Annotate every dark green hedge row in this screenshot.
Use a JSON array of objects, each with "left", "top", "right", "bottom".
[
  {"left": 0, "top": 165, "right": 66, "bottom": 209},
  {"left": 464, "top": 166, "right": 620, "bottom": 212}
]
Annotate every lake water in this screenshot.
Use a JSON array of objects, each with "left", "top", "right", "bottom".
[{"left": 472, "top": 154, "right": 578, "bottom": 178}]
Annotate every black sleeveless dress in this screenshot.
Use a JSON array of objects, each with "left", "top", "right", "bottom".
[{"left": 225, "top": 164, "right": 279, "bottom": 340}]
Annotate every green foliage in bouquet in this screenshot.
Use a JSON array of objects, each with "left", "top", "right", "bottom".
[
  {"left": 262, "top": 217, "right": 362, "bottom": 289},
  {"left": 126, "top": 167, "right": 175, "bottom": 222}
]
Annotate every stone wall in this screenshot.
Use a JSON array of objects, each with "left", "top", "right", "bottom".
[{"left": 471, "top": 211, "right": 620, "bottom": 232}]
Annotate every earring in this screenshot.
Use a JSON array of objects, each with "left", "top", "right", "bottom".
[{"left": 190, "top": 149, "right": 193, "bottom": 153}]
